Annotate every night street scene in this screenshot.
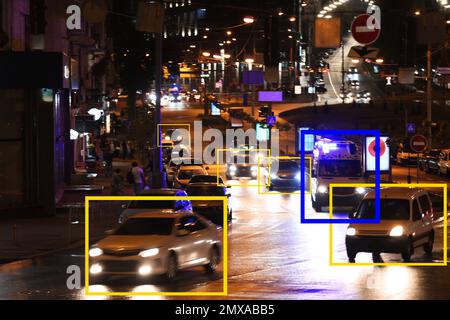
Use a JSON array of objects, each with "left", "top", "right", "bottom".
[{"left": 1, "top": 0, "right": 450, "bottom": 308}]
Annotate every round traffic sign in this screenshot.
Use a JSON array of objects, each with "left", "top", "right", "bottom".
[
  {"left": 409, "top": 134, "right": 428, "bottom": 153},
  {"left": 351, "top": 14, "right": 381, "bottom": 45},
  {"left": 368, "top": 138, "right": 386, "bottom": 157}
]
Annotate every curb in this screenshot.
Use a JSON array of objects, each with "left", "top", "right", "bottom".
[{"left": 0, "top": 235, "right": 105, "bottom": 266}]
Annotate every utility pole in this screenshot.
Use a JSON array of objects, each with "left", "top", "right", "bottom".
[
  {"left": 341, "top": 40, "right": 346, "bottom": 103},
  {"left": 152, "top": 3, "right": 165, "bottom": 188},
  {"left": 426, "top": 43, "right": 432, "bottom": 149}
]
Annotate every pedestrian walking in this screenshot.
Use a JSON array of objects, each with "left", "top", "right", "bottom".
[
  {"left": 128, "top": 162, "right": 145, "bottom": 195},
  {"left": 111, "top": 169, "right": 125, "bottom": 196}
]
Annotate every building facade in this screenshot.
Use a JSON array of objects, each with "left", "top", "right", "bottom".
[{"left": 0, "top": 0, "right": 109, "bottom": 215}]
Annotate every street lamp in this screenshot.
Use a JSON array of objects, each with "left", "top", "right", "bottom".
[
  {"left": 202, "top": 52, "right": 211, "bottom": 57},
  {"left": 243, "top": 16, "right": 255, "bottom": 24}
]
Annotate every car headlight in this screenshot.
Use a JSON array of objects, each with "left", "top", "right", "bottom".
[
  {"left": 389, "top": 226, "right": 404, "bottom": 237},
  {"left": 90, "top": 263, "right": 103, "bottom": 274},
  {"left": 229, "top": 165, "right": 237, "bottom": 172},
  {"left": 346, "top": 227, "right": 356, "bottom": 236},
  {"left": 318, "top": 185, "right": 328, "bottom": 193},
  {"left": 89, "top": 248, "right": 103, "bottom": 257},
  {"left": 270, "top": 173, "right": 278, "bottom": 179},
  {"left": 356, "top": 187, "right": 366, "bottom": 194},
  {"left": 295, "top": 173, "right": 301, "bottom": 181},
  {"left": 139, "top": 248, "right": 160, "bottom": 258}
]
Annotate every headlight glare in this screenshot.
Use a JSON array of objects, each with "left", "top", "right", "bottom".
[
  {"left": 389, "top": 226, "right": 404, "bottom": 237},
  {"left": 356, "top": 187, "right": 366, "bottom": 194},
  {"left": 89, "top": 248, "right": 103, "bottom": 257},
  {"left": 346, "top": 227, "right": 356, "bottom": 236},
  {"left": 139, "top": 248, "right": 160, "bottom": 258},
  {"left": 318, "top": 185, "right": 328, "bottom": 193}
]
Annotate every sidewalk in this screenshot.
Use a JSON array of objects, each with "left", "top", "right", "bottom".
[{"left": 0, "top": 159, "right": 136, "bottom": 264}]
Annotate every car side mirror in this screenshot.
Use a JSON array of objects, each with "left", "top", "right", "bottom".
[{"left": 177, "top": 229, "right": 191, "bottom": 237}]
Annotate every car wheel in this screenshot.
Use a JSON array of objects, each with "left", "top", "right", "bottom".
[
  {"left": 423, "top": 232, "right": 434, "bottom": 254},
  {"left": 204, "top": 247, "right": 220, "bottom": 274},
  {"left": 347, "top": 249, "right": 357, "bottom": 263},
  {"left": 311, "top": 195, "right": 317, "bottom": 210},
  {"left": 313, "top": 199, "right": 322, "bottom": 212},
  {"left": 165, "top": 253, "right": 178, "bottom": 281},
  {"left": 401, "top": 240, "right": 414, "bottom": 262}
]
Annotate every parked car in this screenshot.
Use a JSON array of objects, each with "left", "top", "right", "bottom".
[
  {"left": 438, "top": 149, "right": 450, "bottom": 177},
  {"left": 346, "top": 188, "right": 435, "bottom": 262},
  {"left": 418, "top": 149, "right": 442, "bottom": 174},
  {"left": 397, "top": 151, "right": 422, "bottom": 166}
]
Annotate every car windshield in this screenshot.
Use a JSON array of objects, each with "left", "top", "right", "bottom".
[
  {"left": 114, "top": 218, "right": 174, "bottom": 235},
  {"left": 355, "top": 199, "right": 410, "bottom": 220},
  {"left": 278, "top": 161, "right": 299, "bottom": 171},
  {"left": 190, "top": 175, "right": 222, "bottom": 184},
  {"left": 319, "top": 160, "right": 362, "bottom": 177},
  {"left": 178, "top": 170, "right": 204, "bottom": 180},
  {"left": 186, "top": 186, "right": 225, "bottom": 196},
  {"left": 128, "top": 200, "right": 175, "bottom": 209}
]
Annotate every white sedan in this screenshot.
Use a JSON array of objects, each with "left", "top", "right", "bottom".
[{"left": 89, "top": 212, "right": 222, "bottom": 282}]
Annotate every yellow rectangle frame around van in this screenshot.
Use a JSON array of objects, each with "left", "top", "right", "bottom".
[
  {"left": 216, "top": 149, "right": 271, "bottom": 187},
  {"left": 256, "top": 156, "right": 313, "bottom": 195},
  {"left": 157, "top": 124, "right": 191, "bottom": 148},
  {"left": 329, "top": 183, "right": 448, "bottom": 267},
  {"left": 84, "top": 196, "right": 228, "bottom": 296}
]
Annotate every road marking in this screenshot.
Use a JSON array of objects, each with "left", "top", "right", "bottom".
[{"left": 327, "top": 68, "right": 340, "bottom": 99}]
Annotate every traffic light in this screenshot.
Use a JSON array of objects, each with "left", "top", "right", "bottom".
[{"left": 259, "top": 106, "right": 271, "bottom": 117}]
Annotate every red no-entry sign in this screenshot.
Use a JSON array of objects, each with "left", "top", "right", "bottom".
[
  {"left": 409, "top": 134, "right": 428, "bottom": 153},
  {"left": 351, "top": 14, "right": 381, "bottom": 45}
]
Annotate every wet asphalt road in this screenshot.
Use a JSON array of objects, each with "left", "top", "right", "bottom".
[{"left": 1, "top": 174, "right": 449, "bottom": 300}]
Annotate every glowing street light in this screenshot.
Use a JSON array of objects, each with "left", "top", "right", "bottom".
[
  {"left": 243, "top": 16, "right": 255, "bottom": 24},
  {"left": 202, "top": 52, "right": 211, "bottom": 57},
  {"left": 375, "top": 58, "right": 384, "bottom": 64}
]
